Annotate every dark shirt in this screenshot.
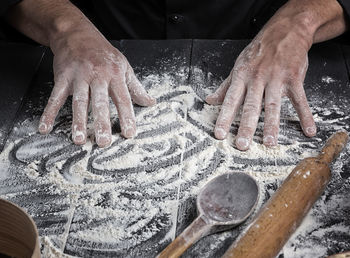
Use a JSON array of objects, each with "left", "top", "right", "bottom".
[
  {"left": 73, "top": 0, "right": 287, "bottom": 39},
  {"left": 0, "top": 0, "right": 20, "bottom": 16},
  {"left": 338, "top": 0, "right": 350, "bottom": 21},
  {"left": 0, "top": 0, "right": 21, "bottom": 41},
  {"left": 1, "top": 0, "right": 350, "bottom": 41}
]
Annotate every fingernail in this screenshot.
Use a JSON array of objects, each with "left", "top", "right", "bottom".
[
  {"left": 236, "top": 137, "right": 249, "bottom": 150},
  {"left": 263, "top": 135, "right": 276, "bottom": 146},
  {"left": 306, "top": 126, "right": 316, "bottom": 136},
  {"left": 124, "top": 128, "right": 136, "bottom": 138},
  {"left": 75, "top": 135, "right": 84, "bottom": 142},
  {"left": 39, "top": 122, "right": 47, "bottom": 133},
  {"left": 73, "top": 131, "right": 85, "bottom": 143},
  {"left": 205, "top": 95, "right": 216, "bottom": 104},
  {"left": 149, "top": 97, "right": 157, "bottom": 105},
  {"left": 214, "top": 127, "right": 227, "bottom": 139},
  {"left": 205, "top": 95, "right": 213, "bottom": 101},
  {"left": 96, "top": 134, "right": 111, "bottom": 148}
]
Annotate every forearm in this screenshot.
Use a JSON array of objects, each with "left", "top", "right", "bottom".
[
  {"left": 263, "top": 0, "right": 347, "bottom": 48},
  {"left": 314, "top": 17, "right": 348, "bottom": 43},
  {"left": 4, "top": 0, "right": 97, "bottom": 48}
]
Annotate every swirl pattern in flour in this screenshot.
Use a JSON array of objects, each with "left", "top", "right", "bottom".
[{"left": 0, "top": 74, "right": 349, "bottom": 257}]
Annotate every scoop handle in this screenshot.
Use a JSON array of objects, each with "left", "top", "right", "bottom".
[{"left": 157, "top": 215, "right": 211, "bottom": 258}]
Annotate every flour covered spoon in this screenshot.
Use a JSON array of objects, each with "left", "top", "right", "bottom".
[{"left": 157, "top": 172, "right": 259, "bottom": 258}]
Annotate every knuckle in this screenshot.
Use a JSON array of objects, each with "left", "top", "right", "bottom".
[
  {"left": 231, "top": 64, "right": 249, "bottom": 79},
  {"left": 111, "top": 55, "right": 127, "bottom": 70},
  {"left": 284, "top": 67, "right": 305, "bottom": 84},
  {"left": 264, "top": 101, "right": 279, "bottom": 112},
  {"left": 113, "top": 86, "right": 131, "bottom": 102},
  {"left": 232, "top": 70, "right": 246, "bottom": 83},
  {"left": 113, "top": 65, "right": 125, "bottom": 76},
  {"left": 54, "top": 76, "right": 69, "bottom": 87},
  {"left": 73, "top": 96, "right": 89, "bottom": 105},
  {"left": 285, "top": 71, "right": 299, "bottom": 83},
  {"left": 216, "top": 116, "right": 230, "bottom": 128},
  {"left": 91, "top": 79, "right": 109, "bottom": 92},
  {"left": 242, "top": 104, "right": 261, "bottom": 125},
  {"left": 53, "top": 66, "right": 69, "bottom": 79},
  {"left": 251, "top": 68, "right": 265, "bottom": 81},
  {"left": 289, "top": 89, "right": 305, "bottom": 104},
  {"left": 125, "top": 71, "right": 134, "bottom": 85},
  {"left": 216, "top": 122, "right": 229, "bottom": 129},
  {"left": 222, "top": 92, "right": 235, "bottom": 104},
  {"left": 264, "top": 124, "right": 279, "bottom": 133},
  {"left": 121, "top": 116, "right": 136, "bottom": 125},
  {"left": 47, "top": 96, "right": 61, "bottom": 107},
  {"left": 243, "top": 99, "right": 260, "bottom": 113},
  {"left": 94, "top": 100, "right": 110, "bottom": 109},
  {"left": 238, "top": 126, "right": 254, "bottom": 135}
]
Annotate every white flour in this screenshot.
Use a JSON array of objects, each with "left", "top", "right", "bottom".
[
  {"left": 0, "top": 70, "right": 349, "bottom": 258},
  {"left": 321, "top": 76, "right": 336, "bottom": 84}
]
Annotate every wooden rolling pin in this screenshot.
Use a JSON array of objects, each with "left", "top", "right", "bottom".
[
  {"left": 328, "top": 251, "right": 350, "bottom": 258},
  {"left": 222, "top": 131, "right": 349, "bottom": 258}
]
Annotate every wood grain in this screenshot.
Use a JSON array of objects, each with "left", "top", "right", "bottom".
[{"left": 222, "top": 131, "right": 349, "bottom": 258}]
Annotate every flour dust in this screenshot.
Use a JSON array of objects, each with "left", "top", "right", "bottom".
[{"left": 0, "top": 70, "right": 349, "bottom": 257}]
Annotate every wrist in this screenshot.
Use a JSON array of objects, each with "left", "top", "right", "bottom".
[
  {"left": 48, "top": 16, "right": 111, "bottom": 59},
  {"left": 268, "top": 0, "right": 346, "bottom": 46},
  {"left": 48, "top": 10, "right": 87, "bottom": 50},
  {"left": 48, "top": 15, "right": 106, "bottom": 56},
  {"left": 284, "top": 12, "right": 318, "bottom": 49},
  {"left": 260, "top": 14, "right": 316, "bottom": 52},
  {"left": 46, "top": 1, "right": 101, "bottom": 52}
]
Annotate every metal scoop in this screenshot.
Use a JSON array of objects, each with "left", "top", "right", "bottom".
[{"left": 157, "top": 172, "right": 259, "bottom": 258}]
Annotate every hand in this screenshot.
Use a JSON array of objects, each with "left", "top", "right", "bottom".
[
  {"left": 206, "top": 20, "right": 317, "bottom": 151},
  {"left": 38, "top": 30, "right": 155, "bottom": 147}
]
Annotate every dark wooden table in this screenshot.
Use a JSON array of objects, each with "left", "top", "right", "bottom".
[{"left": 0, "top": 40, "right": 349, "bottom": 257}]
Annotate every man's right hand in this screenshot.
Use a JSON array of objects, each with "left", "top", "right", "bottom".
[{"left": 206, "top": 0, "right": 346, "bottom": 151}]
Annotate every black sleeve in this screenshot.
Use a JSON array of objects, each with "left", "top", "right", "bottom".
[
  {"left": 0, "top": 0, "right": 36, "bottom": 43},
  {"left": 334, "top": 0, "right": 350, "bottom": 44},
  {"left": 0, "top": 0, "right": 22, "bottom": 16},
  {"left": 337, "top": 0, "right": 350, "bottom": 20}
]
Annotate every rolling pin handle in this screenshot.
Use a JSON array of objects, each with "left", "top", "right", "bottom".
[
  {"left": 317, "top": 131, "right": 348, "bottom": 164},
  {"left": 221, "top": 131, "right": 349, "bottom": 258}
]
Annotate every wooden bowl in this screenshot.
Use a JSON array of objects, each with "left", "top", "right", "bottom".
[{"left": 0, "top": 198, "right": 40, "bottom": 258}]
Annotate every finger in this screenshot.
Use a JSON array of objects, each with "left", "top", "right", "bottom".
[
  {"left": 110, "top": 76, "right": 136, "bottom": 138},
  {"left": 72, "top": 80, "right": 89, "bottom": 145},
  {"left": 91, "top": 79, "right": 112, "bottom": 147},
  {"left": 39, "top": 78, "right": 70, "bottom": 134},
  {"left": 126, "top": 64, "right": 156, "bottom": 106},
  {"left": 214, "top": 77, "right": 246, "bottom": 139},
  {"left": 288, "top": 85, "right": 316, "bottom": 137},
  {"left": 235, "top": 81, "right": 265, "bottom": 151},
  {"left": 263, "top": 81, "right": 282, "bottom": 147},
  {"left": 206, "top": 76, "right": 231, "bottom": 105}
]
